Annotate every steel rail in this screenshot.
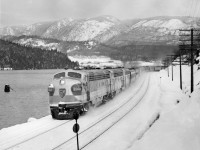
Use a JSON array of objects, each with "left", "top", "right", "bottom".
[
  {"left": 53, "top": 74, "right": 150, "bottom": 150},
  {"left": 5, "top": 120, "right": 73, "bottom": 150}
]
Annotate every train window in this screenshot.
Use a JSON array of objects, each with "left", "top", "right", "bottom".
[
  {"left": 54, "top": 72, "right": 65, "bottom": 79},
  {"left": 71, "top": 84, "right": 82, "bottom": 95},
  {"left": 68, "top": 72, "right": 81, "bottom": 79}
]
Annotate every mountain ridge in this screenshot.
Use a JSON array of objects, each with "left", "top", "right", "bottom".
[
  {"left": 0, "top": 16, "right": 199, "bottom": 62},
  {"left": 1, "top": 16, "right": 199, "bottom": 44}
]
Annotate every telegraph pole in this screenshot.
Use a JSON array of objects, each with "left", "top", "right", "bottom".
[
  {"left": 167, "top": 55, "right": 177, "bottom": 81},
  {"left": 163, "top": 58, "right": 169, "bottom": 77},
  {"left": 172, "top": 59, "right": 173, "bottom": 81},
  {"left": 167, "top": 66, "right": 169, "bottom": 77},
  {"left": 179, "top": 48, "right": 182, "bottom": 90},
  {"left": 167, "top": 60, "right": 169, "bottom": 77},
  {"left": 191, "top": 29, "right": 194, "bottom": 92},
  {"left": 170, "top": 52, "right": 189, "bottom": 90},
  {"left": 179, "top": 28, "right": 200, "bottom": 93}
]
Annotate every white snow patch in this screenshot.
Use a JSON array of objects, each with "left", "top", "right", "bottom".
[
  {"left": 131, "top": 20, "right": 147, "bottom": 29},
  {"left": 67, "top": 20, "right": 114, "bottom": 41},
  {"left": 6, "top": 27, "right": 14, "bottom": 35},
  {"left": 142, "top": 20, "right": 164, "bottom": 28},
  {"left": 15, "top": 38, "right": 58, "bottom": 50},
  {"left": 159, "top": 19, "right": 188, "bottom": 30},
  {"left": 68, "top": 55, "right": 123, "bottom": 68},
  {"left": 140, "top": 19, "right": 188, "bottom": 30},
  {"left": 67, "top": 45, "right": 80, "bottom": 53},
  {"left": 27, "top": 118, "right": 37, "bottom": 122}
]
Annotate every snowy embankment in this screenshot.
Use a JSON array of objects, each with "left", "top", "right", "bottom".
[
  {"left": 0, "top": 65, "right": 199, "bottom": 150},
  {"left": 131, "top": 65, "right": 200, "bottom": 150}
]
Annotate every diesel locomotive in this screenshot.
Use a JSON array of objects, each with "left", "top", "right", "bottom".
[{"left": 48, "top": 68, "right": 138, "bottom": 119}]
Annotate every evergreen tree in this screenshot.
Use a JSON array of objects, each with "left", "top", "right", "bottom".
[{"left": 0, "top": 39, "right": 78, "bottom": 70}]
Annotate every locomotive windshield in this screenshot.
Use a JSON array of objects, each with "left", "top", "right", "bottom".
[
  {"left": 54, "top": 72, "right": 65, "bottom": 79},
  {"left": 68, "top": 72, "right": 81, "bottom": 79}
]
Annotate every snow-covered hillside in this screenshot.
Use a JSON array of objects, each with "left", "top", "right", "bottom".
[
  {"left": 43, "top": 18, "right": 74, "bottom": 38},
  {"left": 0, "top": 16, "right": 199, "bottom": 63},
  {"left": 0, "top": 16, "right": 123, "bottom": 42},
  {"left": 108, "top": 17, "right": 200, "bottom": 45},
  {"left": 1, "top": 16, "right": 199, "bottom": 44},
  {"left": 14, "top": 38, "right": 59, "bottom": 50},
  {"left": 65, "top": 20, "right": 114, "bottom": 41},
  {"left": 135, "top": 19, "right": 187, "bottom": 29}
]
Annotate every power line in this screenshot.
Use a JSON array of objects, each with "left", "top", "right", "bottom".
[
  {"left": 194, "top": 1, "right": 200, "bottom": 17},
  {"left": 189, "top": 0, "right": 195, "bottom": 17},
  {"left": 192, "top": 0, "right": 196, "bottom": 17},
  {"left": 192, "top": 0, "right": 198, "bottom": 17},
  {"left": 185, "top": 0, "right": 191, "bottom": 17}
]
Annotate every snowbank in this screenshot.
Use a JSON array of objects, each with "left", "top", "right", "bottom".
[{"left": 131, "top": 66, "right": 200, "bottom": 150}]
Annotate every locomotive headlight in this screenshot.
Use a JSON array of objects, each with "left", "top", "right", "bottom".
[{"left": 60, "top": 79, "right": 65, "bottom": 85}]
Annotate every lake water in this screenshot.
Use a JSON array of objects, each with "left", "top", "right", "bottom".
[{"left": 0, "top": 69, "right": 63, "bottom": 129}]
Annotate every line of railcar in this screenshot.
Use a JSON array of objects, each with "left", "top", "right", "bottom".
[{"left": 48, "top": 68, "right": 138, "bottom": 119}]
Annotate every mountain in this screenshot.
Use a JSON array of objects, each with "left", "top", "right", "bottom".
[
  {"left": 0, "top": 16, "right": 199, "bottom": 62},
  {"left": 0, "top": 16, "right": 125, "bottom": 42},
  {"left": 0, "top": 39, "right": 78, "bottom": 70},
  {"left": 108, "top": 16, "right": 200, "bottom": 46},
  {"left": 1, "top": 35, "right": 60, "bottom": 51}
]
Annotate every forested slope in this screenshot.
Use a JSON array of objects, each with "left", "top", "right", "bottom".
[{"left": 0, "top": 39, "right": 78, "bottom": 70}]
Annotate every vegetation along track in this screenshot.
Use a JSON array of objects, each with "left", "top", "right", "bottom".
[{"left": 53, "top": 73, "right": 150, "bottom": 150}]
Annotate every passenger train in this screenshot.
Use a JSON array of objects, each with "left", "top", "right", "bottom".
[{"left": 48, "top": 68, "right": 138, "bottom": 119}]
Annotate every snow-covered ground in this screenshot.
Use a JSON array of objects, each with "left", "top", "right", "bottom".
[
  {"left": 129, "top": 65, "right": 200, "bottom": 150},
  {"left": 68, "top": 56, "right": 162, "bottom": 69},
  {"left": 68, "top": 55, "right": 124, "bottom": 68},
  {"left": 0, "top": 64, "right": 200, "bottom": 150}
]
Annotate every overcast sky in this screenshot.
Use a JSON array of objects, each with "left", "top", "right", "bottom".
[{"left": 0, "top": 0, "right": 200, "bottom": 27}]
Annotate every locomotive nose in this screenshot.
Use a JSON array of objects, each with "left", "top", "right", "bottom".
[
  {"left": 49, "top": 78, "right": 83, "bottom": 106},
  {"left": 48, "top": 77, "right": 85, "bottom": 119}
]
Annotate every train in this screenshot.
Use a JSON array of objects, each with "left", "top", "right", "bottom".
[{"left": 48, "top": 68, "right": 138, "bottom": 119}]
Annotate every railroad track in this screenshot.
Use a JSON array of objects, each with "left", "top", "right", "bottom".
[
  {"left": 3, "top": 119, "right": 73, "bottom": 150},
  {"left": 53, "top": 74, "right": 150, "bottom": 150},
  {"left": 4, "top": 73, "right": 149, "bottom": 150}
]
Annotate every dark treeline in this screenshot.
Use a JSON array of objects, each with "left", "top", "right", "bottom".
[{"left": 0, "top": 39, "right": 78, "bottom": 70}]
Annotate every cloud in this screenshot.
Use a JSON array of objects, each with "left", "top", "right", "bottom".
[{"left": 50, "top": 0, "right": 110, "bottom": 18}]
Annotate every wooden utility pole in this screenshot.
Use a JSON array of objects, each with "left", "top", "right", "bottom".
[
  {"left": 179, "top": 28, "right": 200, "bottom": 93},
  {"left": 163, "top": 58, "right": 169, "bottom": 77},
  {"left": 167, "top": 55, "right": 177, "bottom": 81},
  {"left": 179, "top": 48, "right": 182, "bottom": 90},
  {"left": 167, "top": 61, "right": 169, "bottom": 77},
  {"left": 170, "top": 54, "right": 189, "bottom": 90},
  {"left": 172, "top": 59, "right": 173, "bottom": 81},
  {"left": 191, "top": 29, "right": 194, "bottom": 92}
]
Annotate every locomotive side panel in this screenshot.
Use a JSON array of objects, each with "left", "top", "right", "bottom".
[
  {"left": 111, "top": 69, "right": 124, "bottom": 93},
  {"left": 89, "top": 79, "right": 110, "bottom": 105},
  {"left": 125, "top": 70, "right": 131, "bottom": 87},
  {"left": 87, "top": 70, "right": 111, "bottom": 105}
]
